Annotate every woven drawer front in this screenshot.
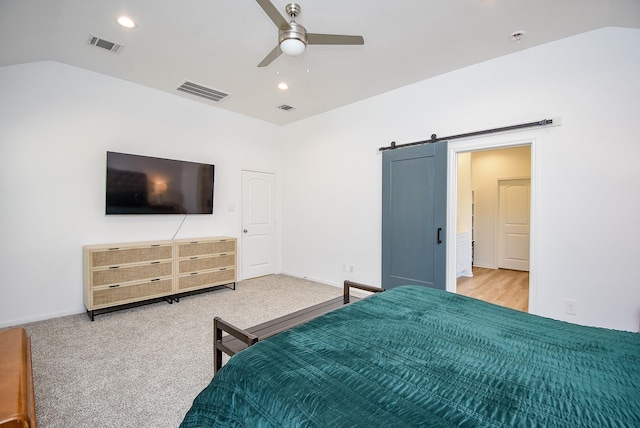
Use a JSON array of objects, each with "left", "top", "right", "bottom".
[
  {"left": 92, "top": 279, "right": 173, "bottom": 306},
  {"left": 91, "top": 262, "right": 173, "bottom": 286},
  {"left": 91, "top": 245, "right": 172, "bottom": 267},
  {"left": 178, "top": 240, "right": 235, "bottom": 258},
  {"left": 178, "top": 269, "right": 235, "bottom": 290},
  {"left": 178, "top": 254, "right": 235, "bottom": 274}
]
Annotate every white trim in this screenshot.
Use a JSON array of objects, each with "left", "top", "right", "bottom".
[{"left": 0, "top": 308, "right": 85, "bottom": 328}]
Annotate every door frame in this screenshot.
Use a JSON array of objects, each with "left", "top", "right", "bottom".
[{"left": 447, "top": 136, "right": 538, "bottom": 313}]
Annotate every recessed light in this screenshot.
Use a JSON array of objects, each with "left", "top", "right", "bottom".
[
  {"left": 117, "top": 16, "right": 136, "bottom": 29},
  {"left": 277, "top": 82, "right": 289, "bottom": 90}
]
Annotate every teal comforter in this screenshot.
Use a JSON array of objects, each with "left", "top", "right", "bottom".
[{"left": 181, "top": 286, "right": 640, "bottom": 427}]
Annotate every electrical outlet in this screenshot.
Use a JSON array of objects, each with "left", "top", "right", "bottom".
[
  {"left": 341, "top": 263, "right": 347, "bottom": 273},
  {"left": 349, "top": 264, "right": 355, "bottom": 273},
  {"left": 565, "top": 299, "right": 577, "bottom": 315}
]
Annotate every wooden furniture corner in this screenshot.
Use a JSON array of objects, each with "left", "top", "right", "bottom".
[{"left": 0, "top": 327, "right": 37, "bottom": 428}]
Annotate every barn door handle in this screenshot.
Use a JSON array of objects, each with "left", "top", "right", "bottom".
[{"left": 437, "top": 227, "right": 442, "bottom": 244}]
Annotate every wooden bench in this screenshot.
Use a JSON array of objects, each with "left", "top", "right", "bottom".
[
  {"left": 213, "top": 280, "right": 384, "bottom": 373},
  {"left": 0, "top": 328, "right": 37, "bottom": 428}
]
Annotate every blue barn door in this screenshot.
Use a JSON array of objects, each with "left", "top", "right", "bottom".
[{"left": 382, "top": 141, "right": 447, "bottom": 290}]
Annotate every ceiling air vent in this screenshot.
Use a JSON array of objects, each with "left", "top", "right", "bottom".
[
  {"left": 88, "top": 35, "right": 123, "bottom": 53},
  {"left": 277, "top": 104, "right": 295, "bottom": 111},
  {"left": 177, "top": 81, "right": 230, "bottom": 103}
]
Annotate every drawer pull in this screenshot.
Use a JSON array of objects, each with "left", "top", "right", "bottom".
[
  {"left": 220, "top": 268, "right": 227, "bottom": 271},
  {"left": 151, "top": 278, "right": 160, "bottom": 282},
  {"left": 150, "top": 261, "right": 160, "bottom": 264},
  {"left": 109, "top": 266, "right": 120, "bottom": 269},
  {"left": 109, "top": 284, "right": 120, "bottom": 288},
  {"left": 190, "top": 241, "right": 198, "bottom": 244},
  {"left": 190, "top": 272, "right": 198, "bottom": 275},
  {"left": 108, "top": 247, "right": 120, "bottom": 251},
  {"left": 151, "top": 245, "right": 160, "bottom": 247},
  {"left": 220, "top": 253, "right": 227, "bottom": 256},
  {"left": 190, "top": 257, "right": 198, "bottom": 260}
]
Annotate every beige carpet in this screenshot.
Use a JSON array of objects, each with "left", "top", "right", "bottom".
[{"left": 18, "top": 275, "right": 342, "bottom": 428}]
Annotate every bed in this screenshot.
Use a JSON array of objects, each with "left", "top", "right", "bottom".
[{"left": 181, "top": 285, "right": 640, "bottom": 427}]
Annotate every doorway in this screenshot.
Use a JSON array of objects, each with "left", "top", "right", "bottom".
[{"left": 449, "top": 142, "right": 534, "bottom": 312}]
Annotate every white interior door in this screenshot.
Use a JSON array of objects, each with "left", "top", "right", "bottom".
[
  {"left": 498, "top": 178, "right": 530, "bottom": 271},
  {"left": 241, "top": 170, "right": 276, "bottom": 279}
]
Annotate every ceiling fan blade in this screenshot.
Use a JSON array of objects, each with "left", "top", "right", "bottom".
[
  {"left": 258, "top": 45, "right": 282, "bottom": 67},
  {"left": 255, "top": 0, "right": 289, "bottom": 30},
  {"left": 307, "top": 33, "right": 365, "bottom": 46}
]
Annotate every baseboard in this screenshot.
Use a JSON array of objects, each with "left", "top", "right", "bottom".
[
  {"left": 277, "top": 271, "right": 342, "bottom": 289},
  {"left": 0, "top": 307, "right": 86, "bottom": 329},
  {"left": 471, "top": 263, "right": 497, "bottom": 270}
]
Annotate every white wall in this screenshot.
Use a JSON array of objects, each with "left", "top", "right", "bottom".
[
  {"left": 281, "top": 27, "right": 640, "bottom": 331},
  {"left": 0, "top": 61, "right": 281, "bottom": 327},
  {"left": 2, "top": 28, "right": 639, "bottom": 332},
  {"left": 456, "top": 152, "right": 472, "bottom": 237},
  {"left": 456, "top": 152, "right": 472, "bottom": 277}
]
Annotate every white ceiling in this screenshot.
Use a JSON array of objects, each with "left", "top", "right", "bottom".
[{"left": 1, "top": 0, "right": 639, "bottom": 125}]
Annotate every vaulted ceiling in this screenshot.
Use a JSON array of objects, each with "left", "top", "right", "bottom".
[{"left": 1, "top": 0, "right": 639, "bottom": 125}]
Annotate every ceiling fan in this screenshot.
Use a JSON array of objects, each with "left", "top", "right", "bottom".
[{"left": 255, "top": 0, "right": 364, "bottom": 67}]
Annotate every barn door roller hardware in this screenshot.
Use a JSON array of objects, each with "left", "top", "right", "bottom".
[{"left": 380, "top": 119, "right": 555, "bottom": 152}]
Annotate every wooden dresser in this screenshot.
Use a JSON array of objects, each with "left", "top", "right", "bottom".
[
  {"left": 174, "top": 237, "right": 237, "bottom": 297},
  {"left": 83, "top": 237, "right": 236, "bottom": 320}
]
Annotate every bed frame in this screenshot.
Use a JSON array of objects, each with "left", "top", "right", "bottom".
[{"left": 213, "top": 280, "right": 384, "bottom": 373}]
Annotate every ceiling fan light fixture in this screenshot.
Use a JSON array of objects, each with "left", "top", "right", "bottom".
[
  {"left": 280, "top": 38, "right": 306, "bottom": 56},
  {"left": 255, "top": 1, "right": 363, "bottom": 67},
  {"left": 279, "top": 21, "right": 307, "bottom": 56}
]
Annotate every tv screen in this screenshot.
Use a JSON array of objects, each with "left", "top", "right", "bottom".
[{"left": 106, "top": 151, "right": 214, "bottom": 215}]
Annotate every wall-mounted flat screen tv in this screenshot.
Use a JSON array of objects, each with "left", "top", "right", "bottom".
[{"left": 106, "top": 151, "right": 214, "bottom": 215}]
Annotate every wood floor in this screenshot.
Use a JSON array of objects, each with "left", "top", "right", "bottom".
[{"left": 456, "top": 267, "right": 529, "bottom": 312}]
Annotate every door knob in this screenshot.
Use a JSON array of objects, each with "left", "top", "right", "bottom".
[{"left": 243, "top": 229, "right": 248, "bottom": 233}]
